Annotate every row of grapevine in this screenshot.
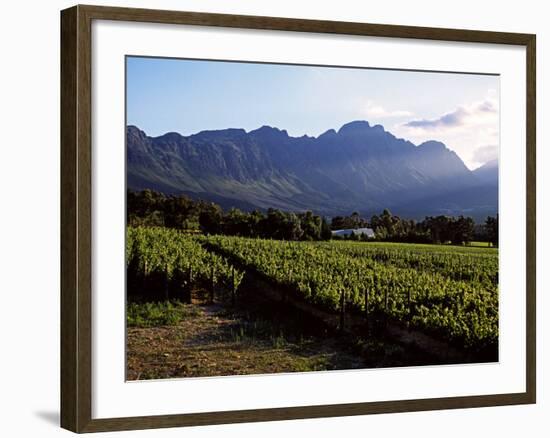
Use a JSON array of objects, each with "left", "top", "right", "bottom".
[
  {"left": 127, "top": 227, "right": 244, "bottom": 299},
  {"left": 203, "top": 235, "right": 498, "bottom": 351},
  {"left": 316, "top": 241, "right": 498, "bottom": 286}
]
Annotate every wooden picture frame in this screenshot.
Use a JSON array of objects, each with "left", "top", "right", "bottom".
[{"left": 61, "top": 4, "right": 536, "bottom": 433}]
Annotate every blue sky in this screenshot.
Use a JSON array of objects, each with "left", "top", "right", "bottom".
[{"left": 126, "top": 56, "right": 499, "bottom": 169}]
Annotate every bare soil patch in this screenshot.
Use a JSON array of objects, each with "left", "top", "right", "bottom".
[
  {"left": 126, "top": 297, "right": 436, "bottom": 380},
  {"left": 129, "top": 304, "right": 355, "bottom": 379}
]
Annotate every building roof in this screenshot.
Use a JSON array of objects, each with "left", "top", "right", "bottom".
[{"left": 331, "top": 228, "right": 375, "bottom": 237}]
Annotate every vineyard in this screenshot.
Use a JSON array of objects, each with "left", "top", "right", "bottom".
[
  {"left": 126, "top": 227, "right": 244, "bottom": 303},
  {"left": 127, "top": 227, "right": 498, "bottom": 355}
]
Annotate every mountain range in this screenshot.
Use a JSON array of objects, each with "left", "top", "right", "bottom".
[{"left": 127, "top": 121, "right": 498, "bottom": 221}]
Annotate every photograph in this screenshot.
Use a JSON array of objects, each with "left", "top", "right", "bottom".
[{"left": 124, "top": 56, "right": 500, "bottom": 380}]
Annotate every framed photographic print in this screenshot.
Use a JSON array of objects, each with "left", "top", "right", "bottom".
[{"left": 60, "top": 4, "right": 536, "bottom": 433}]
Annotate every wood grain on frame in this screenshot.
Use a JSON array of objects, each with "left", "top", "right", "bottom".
[{"left": 60, "top": 4, "right": 536, "bottom": 433}]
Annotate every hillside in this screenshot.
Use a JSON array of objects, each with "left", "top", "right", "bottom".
[{"left": 127, "top": 121, "right": 498, "bottom": 220}]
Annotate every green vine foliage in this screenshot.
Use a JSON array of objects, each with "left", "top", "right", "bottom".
[
  {"left": 204, "top": 236, "right": 498, "bottom": 351},
  {"left": 127, "top": 228, "right": 498, "bottom": 352},
  {"left": 127, "top": 227, "right": 244, "bottom": 294}
]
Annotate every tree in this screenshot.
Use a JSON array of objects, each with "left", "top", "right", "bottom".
[
  {"left": 485, "top": 215, "right": 499, "bottom": 247},
  {"left": 320, "top": 217, "right": 332, "bottom": 240},
  {"left": 259, "top": 209, "right": 303, "bottom": 240},
  {"left": 300, "top": 211, "right": 321, "bottom": 240},
  {"left": 450, "top": 216, "right": 475, "bottom": 245},
  {"left": 284, "top": 212, "right": 304, "bottom": 241},
  {"left": 380, "top": 209, "right": 396, "bottom": 235},
  {"left": 199, "top": 203, "right": 223, "bottom": 234},
  {"left": 350, "top": 211, "right": 361, "bottom": 228},
  {"left": 331, "top": 212, "right": 368, "bottom": 230},
  {"left": 424, "top": 216, "right": 452, "bottom": 244},
  {"left": 247, "top": 210, "right": 264, "bottom": 238},
  {"left": 223, "top": 208, "right": 251, "bottom": 236}
]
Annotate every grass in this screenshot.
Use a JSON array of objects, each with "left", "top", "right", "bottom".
[
  {"left": 227, "top": 318, "right": 289, "bottom": 348},
  {"left": 467, "top": 241, "right": 494, "bottom": 247},
  {"left": 324, "top": 239, "right": 498, "bottom": 254},
  {"left": 127, "top": 300, "right": 199, "bottom": 328}
]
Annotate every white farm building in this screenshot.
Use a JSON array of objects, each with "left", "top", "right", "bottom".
[{"left": 331, "top": 228, "right": 376, "bottom": 239}]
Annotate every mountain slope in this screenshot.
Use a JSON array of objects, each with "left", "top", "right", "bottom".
[
  {"left": 473, "top": 159, "right": 498, "bottom": 186},
  {"left": 127, "top": 122, "right": 498, "bottom": 220}
]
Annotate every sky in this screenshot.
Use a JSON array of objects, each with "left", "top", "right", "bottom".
[{"left": 126, "top": 56, "right": 499, "bottom": 170}]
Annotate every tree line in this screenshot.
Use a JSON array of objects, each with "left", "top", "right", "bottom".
[
  {"left": 332, "top": 209, "right": 498, "bottom": 246},
  {"left": 128, "top": 190, "right": 332, "bottom": 241},
  {"left": 128, "top": 190, "right": 498, "bottom": 245}
]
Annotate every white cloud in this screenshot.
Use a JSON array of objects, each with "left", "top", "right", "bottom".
[
  {"left": 404, "top": 99, "right": 498, "bottom": 130},
  {"left": 472, "top": 144, "right": 499, "bottom": 164},
  {"left": 363, "top": 100, "right": 413, "bottom": 119},
  {"left": 393, "top": 95, "right": 499, "bottom": 170}
]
